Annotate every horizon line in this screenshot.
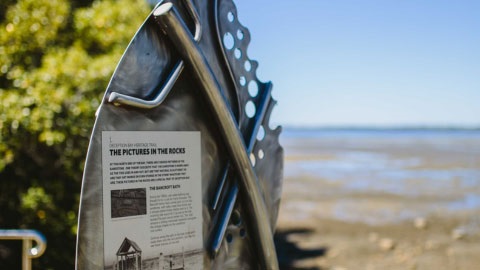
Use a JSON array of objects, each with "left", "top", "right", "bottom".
[{"left": 282, "top": 124, "right": 480, "bottom": 131}]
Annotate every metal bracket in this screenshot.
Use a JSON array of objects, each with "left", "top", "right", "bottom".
[{"left": 107, "top": 0, "right": 202, "bottom": 108}]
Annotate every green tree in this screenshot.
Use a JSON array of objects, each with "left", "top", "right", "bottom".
[{"left": 0, "top": 0, "right": 150, "bottom": 268}]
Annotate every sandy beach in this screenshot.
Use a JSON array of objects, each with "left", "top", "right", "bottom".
[{"left": 274, "top": 129, "right": 480, "bottom": 270}]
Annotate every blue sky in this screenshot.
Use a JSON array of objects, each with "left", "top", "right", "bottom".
[{"left": 235, "top": 0, "right": 480, "bottom": 127}]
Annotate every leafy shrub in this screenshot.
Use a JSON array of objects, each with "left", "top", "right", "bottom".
[{"left": 0, "top": 0, "right": 150, "bottom": 268}]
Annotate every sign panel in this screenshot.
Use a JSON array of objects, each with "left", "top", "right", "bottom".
[{"left": 102, "top": 131, "right": 202, "bottom": 269}]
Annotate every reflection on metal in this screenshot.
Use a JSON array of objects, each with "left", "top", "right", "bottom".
[
  {"left": 210, "top": 82, "right": 274, "bottom": 255},
  {"left": 76, "top": 0, "right": 283, "bottom": 269},
  {"left": 153, "top": 4, "right": 278, "bottom": 268},
  {"left": 0, "top": 229, "right": 47, "bottom": 270},
  {"left": 107, "top": 0, "right": 201, "bottom": 108},
  {"left": 211, "top": 164, "right": 229, "bottom": 211}
]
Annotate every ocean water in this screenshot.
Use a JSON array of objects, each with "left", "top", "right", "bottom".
[{"left": 281, "top": 128, "right": 480, "bottom": 223}]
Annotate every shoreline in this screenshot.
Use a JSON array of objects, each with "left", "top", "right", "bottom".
[{"left": 275, "top": 131, "right": 480, "bottom": 269}]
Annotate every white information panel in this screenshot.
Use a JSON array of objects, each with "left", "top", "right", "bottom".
[{"left": 102, "top": 131, "right": 203, "bottom": 270}]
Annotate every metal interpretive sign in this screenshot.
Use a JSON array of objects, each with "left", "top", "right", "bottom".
[
  {"left": 102, "top": 131, "right": 202, "bottom": 269},
  {"left": 76, "top": 0, "right": 283, "bottom": 269}
]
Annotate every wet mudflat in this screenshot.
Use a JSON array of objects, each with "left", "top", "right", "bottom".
[{"left": 275, "top": 129, "right": 480, "bottom": 270}]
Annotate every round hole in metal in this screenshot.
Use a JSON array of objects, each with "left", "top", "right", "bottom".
[
  {"left": 256, "top": 125, "right": 265, "bottom": 141},
  {"left": 249, "top": 153, "right": 256, "bottom": 167},
  {"left": 239, "top": 76, "right": 246, "bottom": 86},
  {"left": 231, "top": 210, "right": 242, "bottom": 226},
  {"left": 223, "top": 32, "right": 234, "bottom": 50},
  {"left": 226, "top": 233, "right": 233, "bottom": 243},
  {"left": 239, "top": 228, "right": 247, "bottom": 238},
  {"left": 237, "top": 29, "right": 244, "bottom": 40},
  {"left": 248, "top": 80, "right": 258, "bottom": 97},
  {"left": 244, "top": 60, "right": 251, "bottom": 72},
  {"left": 227, "top": 11, "right": 234, "bottom": 22},
  {"left": 258, "top": 149, "right": 264, "bottom": 159},
  {"left": 234, "top": 48, "right": 242, "bottom": 59},
  {"left": 245, "top": 100, "right": 256, "bottom": 118}
]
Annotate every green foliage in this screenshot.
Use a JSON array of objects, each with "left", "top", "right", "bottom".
[{"left": 0, "top": 0, "right": 150, "bottom": 268}]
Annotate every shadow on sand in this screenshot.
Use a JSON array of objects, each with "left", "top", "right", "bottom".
[{"left": 274, "top": 228, "right": 328, "bottom": 270}]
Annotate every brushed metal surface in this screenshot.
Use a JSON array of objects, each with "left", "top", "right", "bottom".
[{"left": 76, "top": 0, "right": 283, "bottom": 269}]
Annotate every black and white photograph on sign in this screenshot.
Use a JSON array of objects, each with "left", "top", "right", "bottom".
[
  {"left": 104, "top": 237, "right": 203, "bottom": 270},
  {"left": 111, "top": 188, "right": 147, "bottom": 218},
  {"left": 102, "top": 131, "right": 203, "bottom": 269}
]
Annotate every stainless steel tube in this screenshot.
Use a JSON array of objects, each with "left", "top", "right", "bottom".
[{"left": 211, "top": 82, "right": 273, "bottom": 254}]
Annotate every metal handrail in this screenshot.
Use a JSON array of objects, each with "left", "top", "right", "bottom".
[{"left": 0, "top": 229, "right": 47, "bottom": 270}]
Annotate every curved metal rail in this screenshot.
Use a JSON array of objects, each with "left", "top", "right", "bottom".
[{"left": 0, "top": 229, "right": 47, "bottom": 270}]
